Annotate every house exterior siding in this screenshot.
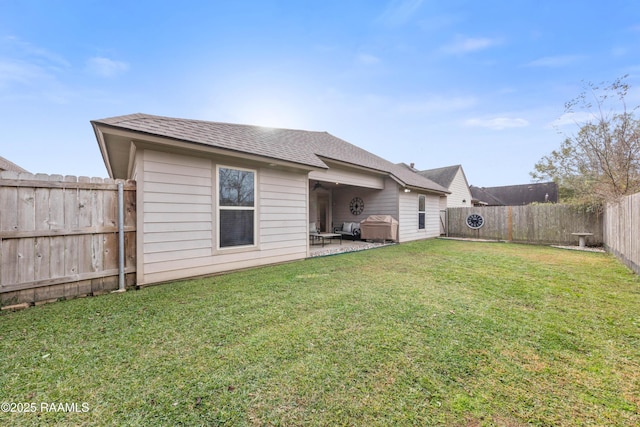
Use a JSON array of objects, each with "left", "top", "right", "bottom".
[
  {"left": 447, "top": 169, "right": 473, "bottom": 208},
  {"left": 136, "top": 149, "right": 308, "bottom": 285},
  {"left": 258, "top": 168, "right": 308, "bottom": 257},
  {"left": 398, "top": 191, "right": 440, "bottom": 242},
  {"left": 331, "top": 178, "right": 399, "bottom": 227},
  {"left": 93, "top": 114, "right": 450, "bottom": 286},
  {"left": 309, "top": 162, "right": 384, "bottom": 189}
]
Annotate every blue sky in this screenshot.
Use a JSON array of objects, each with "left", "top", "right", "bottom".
[{"left": 1, "top": 0, "right": 639, "bottom": 186}]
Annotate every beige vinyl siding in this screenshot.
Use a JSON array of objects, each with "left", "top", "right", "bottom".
[
  {"left": 446, "top": 168, "right": 472, "bottom": 208},
  {"left": 258, "top": 167, "right": 308, "bottom": 255},
  {"left": 309, "top": 163, "right": 384, "bottom": 189},
  {"left": 137, "top": 149, "right": 308, "bottom": 285},
  {"left": 141, "top": 150, "right": 213, "bottom": 279},
  {"left": 398, "top": 191, "right": 440, "bottom": 242},
  {"left": 424, "top": 194, "right": 441, "bottom": 237}
]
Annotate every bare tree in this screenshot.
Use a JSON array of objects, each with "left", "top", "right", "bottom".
[{"left": 531, "top": 75, "right": 640, "bottom": 211}]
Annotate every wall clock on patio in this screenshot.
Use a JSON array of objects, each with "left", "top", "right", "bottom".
[
  {"left": 350, "top": 197, "right": 364, "bottom": 215},
  {"left": 466, "top": 213, "right": 484, "bottom": 229}
]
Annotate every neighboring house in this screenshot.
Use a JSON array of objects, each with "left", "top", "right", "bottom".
[
  {"left": 469, "top": 182, "right": 558, "bottom": 206},
  {"left": 0, "top": 155, "right": 29, "bottom": 173},
  {"left": 417, "top": 164, "right": 473, "bottom": 209},
  {"left": 92, "top": 113, "right": 449, "bottom": 286}
]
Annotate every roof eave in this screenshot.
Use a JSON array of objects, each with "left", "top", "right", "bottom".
[
  {"left": 91, "top": 121, "right": 115, "bottom": 179},
  {"left": 390, "top": 175, "right": 450, "bottom": 195},
  {"left": 93, "top": 122, "right": 329, "bottom": 175}
]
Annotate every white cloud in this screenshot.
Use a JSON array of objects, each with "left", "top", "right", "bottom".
[
  {"left": 356, "top": 53, "right": 381, "bottom": 65},
  {"left": 0, "top": 58, "right": 72, "bottom": 104},
  {"left": 441, "top": 36, "right": 502, "bottom": 55},
  {"left": 0, "top": 37, "right": 71, "bottom": 92},
  {"left": 0, "top": 59, "right": 45, "bottom": 88},
  {"left": 86, "top": 57, "right": 129, "bottom": 77},
  {"left": 3, "top": 36, "right": 71, "bottom": 69},
  {"left": 377, "top": 0, "right": 425, "bottom": 26},
  {"left": 611, "top": 46, "right": 627, "bottom": 57},
  {"left": 464, "top": 117, "right": 529, "bottom": 130},
  {"left": 525, "top": 55, "right": 586, "bottom": 67},
  {"left": 550, "top": 112, "right": 598, "bottom": 127}
]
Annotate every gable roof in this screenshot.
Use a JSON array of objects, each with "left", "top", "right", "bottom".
[
  {"left": 470, "top": 182, "right": 558, "bottom": 206},
  {"left": 417, "top": 165, "right": 463, "bottom": 189},
  {"left": 469, "top": 186, "right": 505, "bottom": 205},
  {"left": 92, "top": 113, "right": 448, "bottom": 194},
  {"left": 0, "top": 155, "right": 29, "bottom": 173}
]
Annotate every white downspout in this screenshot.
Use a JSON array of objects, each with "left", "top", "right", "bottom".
[{"left": 117, "top": 181, "right": 126, "bottom": 292}]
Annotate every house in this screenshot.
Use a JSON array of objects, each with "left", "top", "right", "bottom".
[
  {"left": 92, "top": 113, "right": 449, "bottom": 286},
  {"left": 469, "top": 182, "right": 558, "bottom": 206},
  {"left": 417, "top": 164, "right": 473, "bottom": 209},
  {"left": 0, "top": 155, "right": 29, "bottom": 173}
]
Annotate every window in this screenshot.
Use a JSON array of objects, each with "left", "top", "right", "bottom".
[
  {"left": 218, "top": 167, "right": 256, "bottom": 248},
  {"left": 418, "top": 195, "right": 426, "bottom": 230}
]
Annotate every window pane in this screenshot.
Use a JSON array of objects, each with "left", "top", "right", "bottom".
[
  {"left": 418, "top": 195, "right": 425, "bottom": 211},
  {"left": 419, "top": 213, "right": 426, "bottom": 230},
  {"left": 220, "top": 210, "right": 254, "bottom": 247},
  {"left": 219, "top": 168, "right": 254, "bottom": 207}
]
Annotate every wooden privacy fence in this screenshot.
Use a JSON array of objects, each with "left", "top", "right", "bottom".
[
  {"left": 0, "top": 172, "right": 136, "bottom": 307},
  {"left": 447, "top": 204, "right": 603, "bottom": 246},
  {"left": 604, "top": 192, "right": 640, "bottom": 274}
]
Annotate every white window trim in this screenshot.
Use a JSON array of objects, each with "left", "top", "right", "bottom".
[
  {"left": 418, "top": 194, "right": 426, "bottom": 230},
  {"left": 216, "top": 165, "right": 257, "bottom": 250}
]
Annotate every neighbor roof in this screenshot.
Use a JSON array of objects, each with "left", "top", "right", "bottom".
[
  {"left": 92, "top": 113, "right": 448, "bottom": 194},
  {"left": 470, "top": 182, "right": 558, "bottom": 206},
  {"left": 418, "top": 165, "right": 463, "bottom": 189},
  {"left": 0, "top": 155, "right": 29, "bottom": 173}
]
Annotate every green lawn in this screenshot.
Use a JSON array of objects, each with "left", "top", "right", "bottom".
[{"left": 1, "top": 239, "right": 639, "bottom": 426}]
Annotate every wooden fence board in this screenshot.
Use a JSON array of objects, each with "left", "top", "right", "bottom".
[
  {"left": 34, "top": 236, "right": 50, "bottom": 281},
  {"left": 0, "top": 172, "right": 137, "bottom": 306},
  {"left": 18, "top": 186, "right": 36, "bottom": 231},
  {"left": 605, "top": 193, "right": 640, "bottom": 274},
  {"left": 447, "top": 204, "right": 603, "bottom": 245},
  {"left": 49, "top": 184, "right": 65, "bottom": 230},
  {"left": 50, "top": 236, "right": 65, "bottom": 278},
  {"left": 0, "top": 186, "right": 18, "bottom": 231}
]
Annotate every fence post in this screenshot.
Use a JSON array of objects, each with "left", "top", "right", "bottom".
[{"left": 507, "top": 206, "right": 513, "bottom": 241}]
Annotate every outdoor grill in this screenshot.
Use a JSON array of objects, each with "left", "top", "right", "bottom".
[{"left": 360, "top": 215, "right": 398, "bottom": 242}]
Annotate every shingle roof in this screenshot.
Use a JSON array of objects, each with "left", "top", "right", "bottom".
[
  {"left": 417, "top": 165, "right": 462, "bottom": 189},
  {"left": 0, "top": 155, "right": 29, "bottom": 173},
  {"left": 469, "top": 186, "right": 505, "bottom": 205},
  {"left": 470, "top": 182, "right": 558, "bottom": 206},
  {"left": 93, "top": 113, "right": 448, "bottom": 194},
  {"left": 94, "top": 113, "right": 327, "bottom": 168}
]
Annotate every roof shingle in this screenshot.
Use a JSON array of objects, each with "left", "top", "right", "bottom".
[
  {"left": 93, "top": 113, "right": 448, "bottom": 194},
  {"left": 470, "top": 182, "right": 558, "bottom": 206},
  {"left": 417, "top": 165, "right": 462, "bottom": 189},
  {"left": 0, "top": 155, "right": 29, "bottom": 173}
]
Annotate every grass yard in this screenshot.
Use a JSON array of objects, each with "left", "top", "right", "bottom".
[{"left": 1, "top": 239, "right": 639, "bottom": 426}]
